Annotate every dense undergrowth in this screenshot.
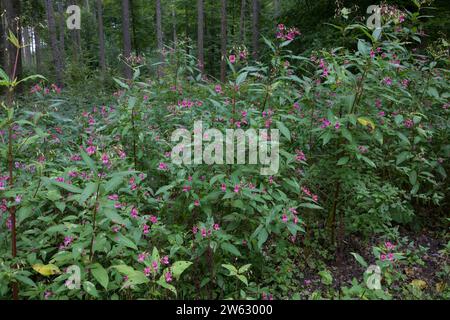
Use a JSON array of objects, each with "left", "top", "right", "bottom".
[{"left": 0, "top": 4, "right": 449, "bottom": 300}]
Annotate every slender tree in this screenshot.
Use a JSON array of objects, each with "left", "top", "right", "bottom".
[
  {"left": 96, "top": 0, "right": 106, "bottom": 75},
  {"left": 197, "top": 0, "right": 204, "bottom": 74},
  {"left": 220, "top": 0, "right": 227, "bottom": 82},
  {"left": 274, "top": 0, "right": 280, "bottom": 19},
  {"left": 34, "top": 27, "right": 41, "bottom": 73},
  {"left": 239, "top": 0, "right": 246, "bottom": 44},
  {"left": 121, "top": 0, "right": 132, "bottom": 79},
  {"left": 45, "top": 0, "right": 63, "bottom": 86},
  {"left": 251, "top": 0, "right": 260, "bottom": 60},
  {"left": 172, "top": 4, "right": 177, "bottom": 49},
  {"left": 155, "top": 0, "right": 164, "bottom": 77},
  {"left": 57, "top": 1, "right": 65, "bottom": 72}
]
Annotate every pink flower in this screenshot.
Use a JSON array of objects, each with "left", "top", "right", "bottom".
[
  {"left": 213, "top": 223, "right": 220, "bottom": 231},
  {"left": 158, "top": 162, "right": 168, "bottom": 171},
  {"left": 234, "top": 185, "right": 240, "bottom": 193},
  {"left": 334, "top": 122, "right": 341, "bottom": 130},
  {"left": 86, "top": 145, "right": 97, "bottom": 155},
  {"left": 383, "top": 77, "right": 393, "bottom": 86},
  {"left": 215, "top": 85, "right": 223, "bottom": 94},
  {"left": 165, "top": 271, "right": 173, "bottom": 283},
  {"left": 229, "top": 55, "right": 236, "bottom": 64},
  {"left": 192, "top": 226, "right": 198, "bottom": 234},
  {"left": 380, "top": 254, "right": 386, "bottom": 261},
  {"left": 221, "top": 183, "right": 227, "bottom": 192},
  {"left": 152, "top": 260, "right": 159, "bottom": 272},
  {"left": 281, "top": 214, "right": 288, "bottom": 223},
  {"left": 387, "top": 253, "right": 394, "bottom": 261},
  {"left": 130, "top": 207, "right": 139, "bottom": 219},
  {"left": 138, "top": 252, "right": 147, "bottom": 263},
  {"left": 101, "top": 153, "right": 109, "bottom": 165},
  {"left": 194, "top": 200, "right": 200, "bottom": 207},
  {"left": 108, "top": 194, "right": 119, "bottom": 201},
  {"left": 201, "top": 228, "right": 207, "bottom": 238},
  {"left": 15, "top": 195, "right": 22, "bottom": 204},
  {"left": 161, "top": 256, "right": 170, "bottom": 265},
  {"left": 143, "top": 224, "right": 150, "bottom": 235},
  {"left": 149, "top": 215, "right": 158, "bottom": 224},
  {"left": 144, "top": 267, "right": 151, "bottom": 277}
]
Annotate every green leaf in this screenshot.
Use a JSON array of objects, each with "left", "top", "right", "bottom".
[
  {"left": 409, "top": 170, "right": 417, "bottom": 185},
  {"left": 157, "top": 276, "right": 177, "bottom": 296},
  {"left": 171, "top": 261, "right": 193, "bottom": 280},
  {"left": 257, "top": 228, "right": 268, "bottom": 249},
  {"left": 46, "top": 178, "right": 83, "bottom": 194},
  {"left": 337, "top": 157, "right": 349, "bottom": 166},
  {"left": 237, "top": 274, "right": 248, "bottom": 286},
  {"left": 112, "top": 233, "right": 138, "bottom": 250},
  {"left": 83, "top": 281, "right": 99, "bottom": 297},
  {"left": 91, "top": 263, "right": 109, "bottom": 290},
  {"left": 351, "top": 252, "right": 368, "bottom": 267},
  {"left": 79, "top": 146, "right": 98, "bottom": 174},
  {"left": 221, "top": 243, "right": 241, "bottom": 257},
  {"left": 276, "top": 121, "right": 291, "bottom": 141},
  {"left": 79, "top": 182, "right": 98, "bottom": 205},
  {"left": 238, "top": 264, "right": 252, "bottom": 274},
  {"left": 221, "top": 264, "right": 238, "bottom": 276},
  {"left": 318, "top": 270, "right": 333, "bottom": 285}
]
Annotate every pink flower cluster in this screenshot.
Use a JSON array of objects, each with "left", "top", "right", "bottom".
[{"left": 276, "top": 24, "right": 301, "bottom": 41}]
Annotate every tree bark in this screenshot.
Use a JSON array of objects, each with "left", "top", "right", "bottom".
[
  {"left": 220, "top": 0, "right": 227, "bottom": 82},
  {"left": 239, "top": 0, "right": 246, "bottom": 44},
  {"left": 57, "top": 1, "right": 65, "bottom": 72},
  {"left": 274, "top": 0, "right": 281, "bottom": 19},
  {"left": 96, "top": 0, "right": 106, "bottom": 74},
  {"left": 34, "top": 27, "right": 41, "bottom": 73},
  {"left": 172, "top": 5, "right": 177, "bottom": 49},
  {"left": 251, "top": 0, "right": 260, "bottom": 60},
  {"left": 45, "top": 0, "right": 63, "bottom": 86},
  {"left": 197, "top": 0, "right": 204, "bottom": 74},
  {"left": 121, "top": 0, "right": 132, "bottom": 79},
  {"left": 156, "top": 0, "right": 164, "bottom": 77}
]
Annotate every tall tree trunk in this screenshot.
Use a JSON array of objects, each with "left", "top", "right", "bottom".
[
  {"left": 57, "top": 1, "right": 65, "bottom": 73},
  {"left": 155, "top": 0, "right": 164, "bottom": 77},
  {"left": 121, "top": 0, "right": 132, "bottom": 79},
  {"left": 239, "top": 0, "right": 246, "bottom": 44},
  {"left": 220, "top": 0, "right": 227, "bottom": 82},
  {"left": 21, "top": 27, "right": 30, "bottom": 67},
  {"left": 197, "top": 0, "right": 204, "bottom": 74},
  {"left": 96, "top": 0, "right": 106, "bottom": 75},
  {"left": 130, "top": 0, "right": 139, "bottom": 55},
  {"left": 4, "top": 0, "right": 22, "bottom": 81},
  {"left": 45, "top": 0, "right": 63, "bottom": 86},
  {"left": 0, "top": 10, "right": 5, "bottom": 71},
  {"left": 274, "top": 0, "right": 281, "bottom": 19},
  {"left": 34, "top": 27, "right": 41, "bottom": 73},
  {"left": 172, "top": 5, "right": 177, "bottom": 49},
  {"left": 251, "top": 0, "right": 260, "bottom": 60}
]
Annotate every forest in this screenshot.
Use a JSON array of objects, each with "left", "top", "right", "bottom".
[{"left": 0, "top": 0, "right": 449, "bottom": 301}]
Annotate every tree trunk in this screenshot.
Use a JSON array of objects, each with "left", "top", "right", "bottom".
[
  {"left": 220, "top": 0, "right": 227, "bottom": 82},
  {"left": 197, "top": 0, "right": 204, "bottom": 74},
  {"left": 251, "top": 0, "right": 260, "bottom": 60},
  {"left": 121, "top": 0, "right": 132, "bottom": 79},
  {"left": 239, "top": 0, "right": 246, "bottom": 44},
  {"left": 274, "top": 0, "right": 281, "bottom": 19},
  {"left": 34, "top": 27, "right": 41, "bottom": 73},
  {"left": 0, "top": 10, "right": 5, "bottom": 70},
  {"left": 4, "top": 0, "right": 22, "bottom": 81},
  {"left": 130, "top": 0, "right": 139, "bottom": 55},
  {"left": 155, "top": 0, "right": 164, "bottom": 77},
  {"left": 57, "top": 1, "right": 65, "bottom": 72},
  {"left": 96, "top": 0, "right": 106, "bottom": 74},
  {"left": 171, "top": 5, "right": 177, "bottom": 50},
  {"left": 45, "top": 0, "right": 63, "bottom": 86}
]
